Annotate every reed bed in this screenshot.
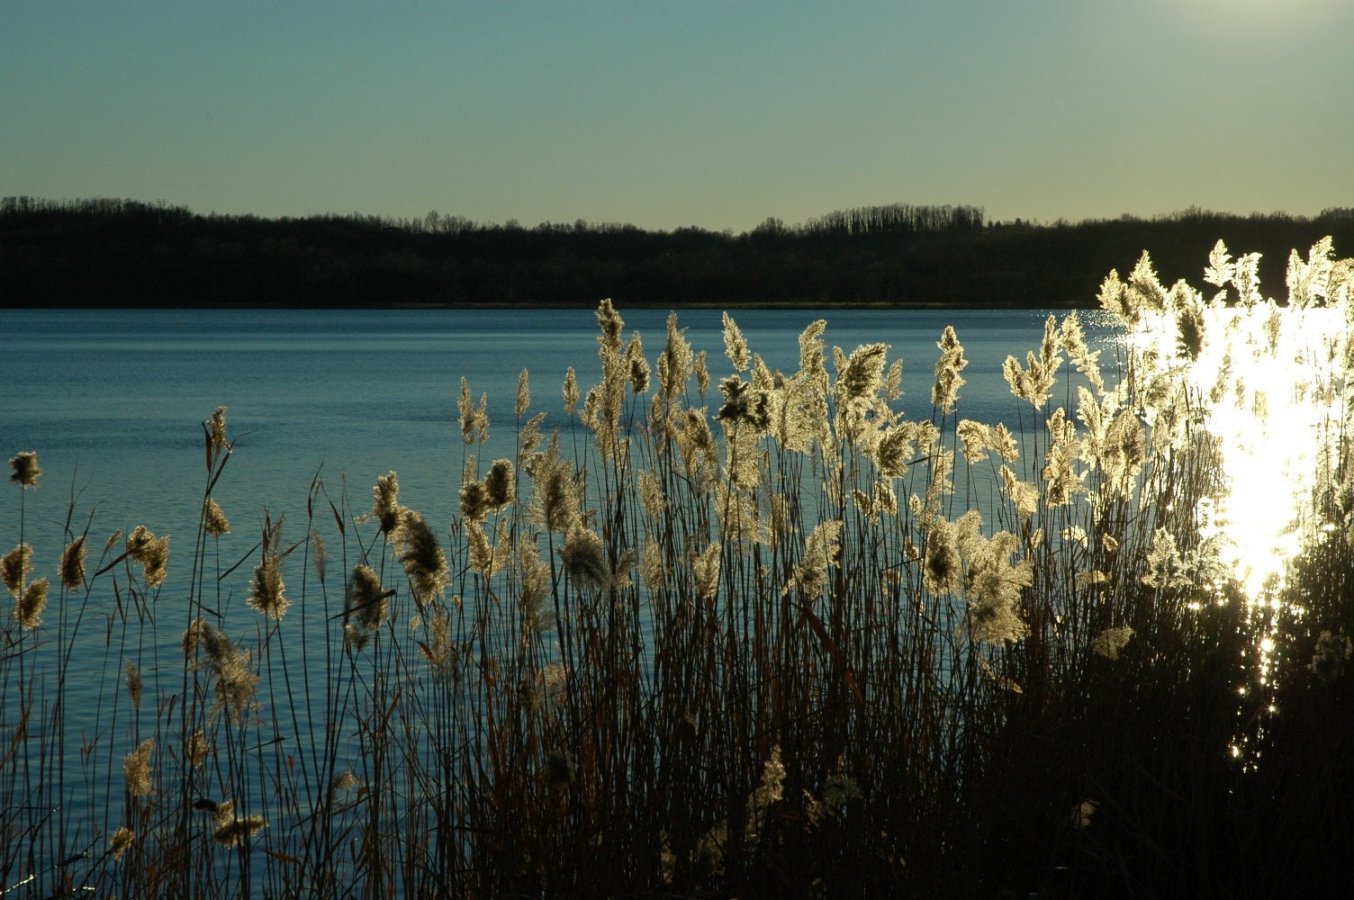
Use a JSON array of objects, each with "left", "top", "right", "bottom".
[{"left": 4, "top": 240, "right": 1354, "bottom": 897}]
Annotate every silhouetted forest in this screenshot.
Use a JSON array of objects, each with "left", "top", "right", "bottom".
[{"left": 3, "top": 196, "right": 1353, "bottom": 308}]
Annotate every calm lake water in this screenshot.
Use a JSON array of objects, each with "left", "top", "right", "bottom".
[{"left": 2, "top": 306, "right": 1115, "bottom": 557}]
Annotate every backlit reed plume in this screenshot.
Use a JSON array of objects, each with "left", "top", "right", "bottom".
[
  {"left": 561, "top": 524, "right": 606, "bottom": 589},
  {"left": 60, "top": 535, "right": 86, "bottom": 590},
  {"left": 460, "top": 478, "right": 490, "bottom": 523},
  {"left": 722, "top": 311, "right": 750, "bottom": 371},
  {"left": 372, "top": 470, "right": 401, "bottom": 535},
  {"left": 932, "top": 325, "right": 968, "bottom": 414},
  {"left": 203, "top": 498, "right": 230, "bottom": 537},
  {"left": 394, "top": 507, "right": 449, "bottom": 601},
  {"left": 596, "top": 297, "right": 624, "bottom": 352},
  {"left": 530, "top": 440, "right": 580, "bottom": 534},
  {"left": 183, "top": 618, "right": 259, "bottom": 721},
  {"left": 126, "top": 525, "right": 170, "bottom": 587},
  {"left": 482, "top": 458, "right": 515, "bottom": 511},
  {"left": 693, "top": 542, "right": 721, "bottom": 602},
  {"left": 2, "top": 543, "right": 32, "bottom": 595},
  {"left": 346, "top": 563, "right": 388, "bottom": 631},
  {"left": 15, "top": 576, "right": 48, "bottom": 629},
  {"left": 658, "top": 313, "right": 694, "bottom": 404},
  {"left": 246, "top": 518, "right": 289, "bottom": 619},
  {"left": 123, "top": 738, "right": 154, "bottom": 797},
  {"left": 187, "top": 729, "right": 210, "bottom": 768},
  {"left": 963, "top": 528, "right": 1033, "bottom": 644},
  {"left": 717, "top": 376, "right": 771, "bottom": 432},
  {"left": 563, "top": 367, "right": 580, "bottom": 415},
  {"left": 208, "top": 405, "right": 228, "bottom": 451},
  {"left": 9, "top": 450, "right": 40, "bottom": 488},
  {"left": 211, "top": 799, "right": 267, "bottom": 847},
  {"left": 787, "top": 520, "right": 843, "bottom": 598},
  {"left": 1091, "top": 625, "right": 1135, "bottom": 660},
  {"left": 516, "top": 368, "right": 531, "bottom": 418},
  {"left": 109, "top": 826, "right": 135, "bottom": 862},
  {"left": 626, "top": 332, "right": 650, "bottom": 393}
]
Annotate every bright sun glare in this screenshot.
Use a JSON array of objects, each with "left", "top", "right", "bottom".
[{"left": 1123, "top": 239, "right": 1351, "bottom": 707}]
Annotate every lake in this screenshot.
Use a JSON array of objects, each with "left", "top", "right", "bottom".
[{"left": 1, "top": 306, "right": 1115, "bottom": 555}]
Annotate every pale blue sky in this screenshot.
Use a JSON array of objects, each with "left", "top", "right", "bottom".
[{"left": 3, "top": 1, "right": 1350, "bottom": 231}]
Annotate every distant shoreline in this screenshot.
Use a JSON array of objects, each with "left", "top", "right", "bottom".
[{"left": 5, "top": 197, "right": 1351, "bottom": 310}]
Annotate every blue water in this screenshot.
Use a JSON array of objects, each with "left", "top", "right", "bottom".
[{"left": 2, "top": 307, "right": 1113, "bottom": 548}]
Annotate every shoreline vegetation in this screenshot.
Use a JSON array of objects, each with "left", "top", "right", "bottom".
[
  {"left": 3, "top": 195, "right": 1354, "bottom": 308},
  {"left": 4, "top": 238, "right": 1354, "bottom": 896}
]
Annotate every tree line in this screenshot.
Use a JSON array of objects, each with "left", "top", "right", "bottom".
[{"left": 3, "top": 196, "right": 1352, "bottom": 308}]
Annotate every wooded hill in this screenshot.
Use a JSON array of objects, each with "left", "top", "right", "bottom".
[{"left": 3, "top": 196, "right": 1352, "bottom": 308}]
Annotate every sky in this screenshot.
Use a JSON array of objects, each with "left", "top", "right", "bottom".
[{"left": 3, "top": 0, "right": 1351, "bottom": 232}]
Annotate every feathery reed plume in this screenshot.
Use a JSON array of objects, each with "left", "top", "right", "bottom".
[
  {"left": 694, "top": 350, "right": 710, "bottom": 395},
  {"left": 639, "top": 468, "right": 666, "bottom": 517},
  {"left": 204, "top": 498, "right": 230, "bottom": 537},
  {"left": 109, "top": 826, "right": 135, "bottom": 862},
  {"left": 658, "top": 313, "right": 694, "bottom": 403},
  {"left": 956, "top": 420, "right": 994, "bottom": 465},
  {"left": 1060, "top": 311, "right": 1104, "bottom": 393},
  {"left": 16, "top": 576, "right": 48, "bottom": 629},
  {"left": 529, "top": 439, "right": 580, "bottom": 534},
  {"left": 626, "top": 332, "right": 651, "bottom": 394},
  {"left": 516, "top": 368, "right": 531, "bottom": 419},
  {"left": 208, "top": 406, "right": 228, "bottom": 451},
  {"left": 838, "top": 342, "right": 889, "bottom": 405},
  {"left": 419, "top": 601, "right": 462, "bottom": 679},
  {"left": 187, "top": 730, "right": 210, "bottom": 768},
  {"left": 517, "top": 538, "right": 553, "bottom": 634},
  {"left": 184, "top": 618, "right": 260, "bottom": 721},
  {"left": 963, "top": 528, "right": 1033, "bottom": 644},
  {"left": 722, "top": 311, "right": 750, "bottom": 371},
  {"left": 932, "top": 325, "right": 968, "bottom": 414},
  {"left": 745, "top": 745, "right": 786, "bottom": 839},
  {"left": 458, "top": 377, "right": 477, "bottom": 444},
  {"left": 60, "top": 536, "right": 86, "bottom": 590},
  {"left": 561, "top": 524, "right": 607, "bottom": 589},
  {"left": 126, "top": 525, "right": 170, "bottom": 588},
  {"left": 483, "top": 458, "right": 516, "bottom": 510},
  {"left": 347, "top": 564, "right": 387, "bottom": 630},
  {"left": 459, "top": 479, "right": 490, "bottom": 523},
  {"left": 372, "top": 471, "right": 401, "bottom": 535},
  {"left": 329, "top": 771, "right": 361, "bottom": 806},
  {"left": 788, "top": 520, "right": 843, "bottom": 598},
  {"left": 692, "top": 542, "right": 721, "bottom": 602},
  {"left": 9, "top": 451, "right": 40, "bottom": 488},
  {"left": 247, "top": 518, "right": 290, "bottom": 619},
  {"left": 2, "top": 543, "right": 32, "bottom": 596},
  {"left": 717, "top": 376, "right": 772, "bottom": 433},
  {"left": 125, "top": 661, "right": 143, "bottom": 709},
  {"left": 1091, "top": 625, "right": 1135, "bottom": 660},
  {"left": 123, "top": 738, "right": 154, "bottom": 797},
  {"left": 1037, "top": 409, "right": 1082, "bottom": 506},
  {"left": 923, "top": 516, "right": 965, "bottom": 595},
  {"left": 596, "top": 297, "right": 625, "bottom": 352},
  {"left": 563, "top": 367, "right": 580, "bottom": 415},
  {"left": 394, "top": 507, "right": 449, "bottom": 601},
  {"left": 641, "top": 539, "right": 668, "bottom": 592},
  {"left": 212, "top": 800, "right": 267, "bottom": 847},
  {"left": 1000, "top": 466, "right": 1040, "bottom": 520}
]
